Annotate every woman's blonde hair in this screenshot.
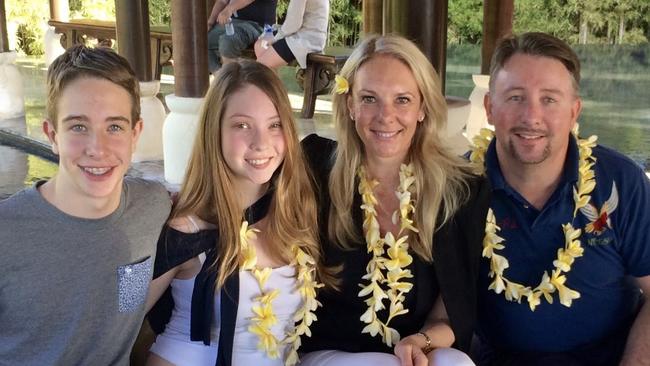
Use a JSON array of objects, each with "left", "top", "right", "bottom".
[
  {"left": 172, "top": 60, "right": 332, "bottom": 289},
  {"left": 329, "top": 34, "right": 472, "bottom": 261}
]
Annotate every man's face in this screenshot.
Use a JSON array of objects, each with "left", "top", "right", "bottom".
[
  {"left": 43, "top": 77, "right": 142, "bottom": 207},
  {"left": 485, "top": 53, "right": 581, "bottom": 171}
]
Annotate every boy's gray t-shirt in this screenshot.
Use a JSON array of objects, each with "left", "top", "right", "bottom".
[{"left": 0, "top": 177, "right": 171, "bottom": 366}]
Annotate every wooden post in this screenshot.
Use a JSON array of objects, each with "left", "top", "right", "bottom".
[
  {"left": 362, "top": 0, "right": 382, "bottom": 36},
  {"left": 116, "top": 0, "right": 153, "bottom": 82},
  {"left": 49, "top": 0, "right": 69, "bottom": 21},
  {"left": 384, "top": 0, "right": 407, "bottom": 35},
  {"left": 481, "top": 0, "right": 513, "bottom": 74},
  {"left": 0, "top": 0, "right": 8, "bottom": 52},
  {"left": 407, "top": 0, "right": 447, "bottom": 91},
  {"left": 171, "top": 0, "right": 208, "bottom": 97}
]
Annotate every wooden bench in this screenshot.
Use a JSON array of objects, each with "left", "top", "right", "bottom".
[{"left": 47, "top": 19, "right": 350, "bottom": 118}]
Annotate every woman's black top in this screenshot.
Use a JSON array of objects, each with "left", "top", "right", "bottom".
[{"left": 299, "top": 134, "right": 491, "bottom": 353}]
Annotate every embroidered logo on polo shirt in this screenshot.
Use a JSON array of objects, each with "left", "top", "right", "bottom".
[{"left": 579, "top": 182, "right": 618, "bottom": 236}]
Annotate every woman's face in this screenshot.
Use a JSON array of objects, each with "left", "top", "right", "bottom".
[
  {"left": 221, "top": 84, "right": 286, "bottom": 196},
  {"left": 347, "top": 54, "right": 424, "bottom": 165}
]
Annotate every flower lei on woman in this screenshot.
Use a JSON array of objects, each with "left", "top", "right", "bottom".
[
  {"left": 470, "top": 127, "right": 598, "bottom": 311},
  {"left": 239, "top": 221, "right": 323, "bottom": 366},
  {"left": 357, "top": 163, "right": 418, "bottom": 346}
]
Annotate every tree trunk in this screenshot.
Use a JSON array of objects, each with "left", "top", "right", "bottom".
[
  {"left": 579, "top": 16, "right": 588, "bottom": 44},
  {"left": 618, "top": 12, "right": 625, "bottom": 44}
]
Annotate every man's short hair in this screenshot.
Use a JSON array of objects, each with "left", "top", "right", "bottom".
[
  {"left": 489, "top": 32, "right": 581, "bottom": 94},
  {"left": 46, "top": 44, "right": 141, "bottom": 128}
]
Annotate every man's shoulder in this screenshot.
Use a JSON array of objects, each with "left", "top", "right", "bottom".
[{"left": 592, "top": 144, "right": 646, "bottom": 180}]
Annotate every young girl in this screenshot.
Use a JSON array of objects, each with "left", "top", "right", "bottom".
[{"left": 145, "top": 60, "right": 332, "bottom": 366}]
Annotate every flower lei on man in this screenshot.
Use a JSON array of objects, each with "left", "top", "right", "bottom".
[
  {"left": 357, "top": 163, "right": 418, "bottom": 346},
  {"left": 239, "top": 221, "right": 323, "bottom": 366},
  {"left": 470, "top": 127, "right": 598, "bottom": 311}
]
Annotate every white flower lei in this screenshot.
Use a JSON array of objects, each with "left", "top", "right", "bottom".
[
  {"left": 357, "top": 163, "right": 418, "bottom": 346},
  {"left": 239, "top": 221, "right": 323, "bottom": 365},
  {"left": 470, "top": 128, "right": 598, "bottom": 311}
]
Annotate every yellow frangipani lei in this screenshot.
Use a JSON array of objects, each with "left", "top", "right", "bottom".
[
  {"left": 470, "top": 127, "right": 598, "bottom": 311},
  {"left": 239, "top": 221, "right": 323, "bottom": 366},
  {"left": 357, "top": 163, "right": 417, "bottom": 347}
]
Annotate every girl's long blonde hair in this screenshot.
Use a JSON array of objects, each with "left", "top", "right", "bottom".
[
  {"left": 172, "top": 61, "right": 333, "bottom": 289},
  {"left": 329, "top": 34, "right": 473, "bottom": 261}
]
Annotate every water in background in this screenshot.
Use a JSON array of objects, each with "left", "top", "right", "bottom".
[{"left": 446, "top": 43, "right": 650, "bottom": 169}]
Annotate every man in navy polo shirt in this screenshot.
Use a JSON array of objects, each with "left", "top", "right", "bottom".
[{"left": 474, "top": 32, "right": 650, "bottom": 366}]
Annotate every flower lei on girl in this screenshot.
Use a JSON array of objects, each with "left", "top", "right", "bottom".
[
  {"left": 239, "top": 221, "right": 323, "bottom": 366},
  {"left": 470, "top": 127, "right": 598, "bottom": 311},
  {"left": 357, "top": 163, "right": 418, "bottom": 346}
]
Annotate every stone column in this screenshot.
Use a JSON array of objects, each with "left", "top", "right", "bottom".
[
  {"left": 45, "top": 0, "right": 68, "bottom": 66},
  {"left": 163, "top": 0, "right": 208, "bottom": 184},
  {"left": 0, "top": 0, "right": 24, "bottom": 119},
  {"left": 116, "top": 0, "right": 166, "bottom": 162}
]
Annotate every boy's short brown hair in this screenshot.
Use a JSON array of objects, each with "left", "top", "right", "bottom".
[{"left": 46, "top": 44, "right": 141, "bottom": 128}]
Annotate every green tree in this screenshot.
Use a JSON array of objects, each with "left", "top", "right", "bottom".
[{"left": 448, "top": 0, "right": 483, "bottom": 44}]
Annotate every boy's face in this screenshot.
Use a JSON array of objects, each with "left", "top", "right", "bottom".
[{"left": 43, "top": 77, "right": 142, "bottom": 207}]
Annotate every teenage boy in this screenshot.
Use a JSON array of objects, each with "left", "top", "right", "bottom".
[{"left": 0, "top": 45, "right": 171, "bottom": 365}]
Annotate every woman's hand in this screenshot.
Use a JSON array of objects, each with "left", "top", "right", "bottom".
[{"left": 394, "top": 334, "right": 429, "bottom": 366}]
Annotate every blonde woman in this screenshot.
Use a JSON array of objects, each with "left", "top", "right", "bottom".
[
  {"left": 145, "top": 60, "right": 333, "bottom": 366},
  {"left": 299, "top": 35, "right": 491, "bottom": 366}
]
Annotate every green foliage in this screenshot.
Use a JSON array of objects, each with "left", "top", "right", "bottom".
[
  {"left": 6, "top": 0, "right": 47, "bottom": 55},
  {"left": 69, "top": 0, "right": 115, "bottom": 20},
  {"left": 447, "top": 0, "right": 649, "bottom": 45},
  {"left": 149, "top": 0, "right": 172, "bottom": 25},
  {"left": 448, "top": 0, "right": 483, "bottom": 44},
  {"left": 327, "top": 0, "right": 361, "bottom": 47},
  {"left": 16, "top": 23, "right": 44, "bottom": 55}
]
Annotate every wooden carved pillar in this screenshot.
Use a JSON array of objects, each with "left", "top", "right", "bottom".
[
  {"left": 407, "top": 0, "right": 447, "bottom": 91},
  {"left": 171, "top": 0, "right": 208, "bottom": 97},
  {"left": 481, "top": 0, "right": 513, "bottom": 74},
  {"left": 116, "top": 0, "right": 153, "bottom": 81}
]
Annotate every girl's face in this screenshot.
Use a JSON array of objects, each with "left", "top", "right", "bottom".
[{"left": 221, "top": 84, "right": 286, "bottom": 199}]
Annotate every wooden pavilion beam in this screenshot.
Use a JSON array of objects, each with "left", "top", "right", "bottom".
[
  {"left": 0, "top": 0, "right": 8, "bottom": 52},
  {"left": 407, "top": 0, "right": 448, "bottom": 91},
  {"left": 362, "top": 0, "right": 382, "bottom": 35},
  {"left": 49, "top": 0, "right": 69, "bottom": 21},
  {"left": 171, "top": 0, "right": 208, "bottom": 97},
  {"left": 115, "top": 0, "right": 153, "bottom": 82},
  {"left": 481, "top": 0, "right": 514, "bottom": 74}
]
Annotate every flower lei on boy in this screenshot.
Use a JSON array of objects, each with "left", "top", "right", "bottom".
[{"left": 470, "top": 127, "right": 598, "bottom": 311}]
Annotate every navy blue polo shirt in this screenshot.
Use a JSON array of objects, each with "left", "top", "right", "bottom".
[{"left": 477, "top": 135, "right": 650, "bottom": 352}]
